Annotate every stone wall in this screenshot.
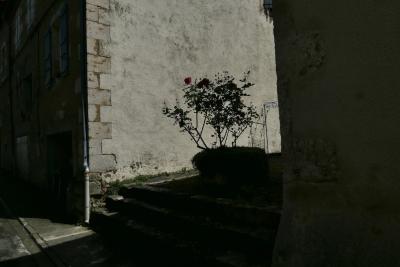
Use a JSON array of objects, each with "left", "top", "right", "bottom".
[
  {"left": 86, "top": 0, "right": 116, "bottom": 177},
  {"left": 86, "top": 0, "right": 280, "bottom": 182},
  {"left": 272, "top": 1, "right": 400, "bottom": 266}
]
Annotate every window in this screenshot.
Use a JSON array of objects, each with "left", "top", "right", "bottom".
[
  {"left": 43, "top": 30, "right": 52, "bottom": 88},
  {"left": 42, "top": 3, "right": 69, "bottom": 89},
  {"left": 264, "top": 0, "right": 272, "bottom": 17},
  {"left": 27, "top": 0, "right": 35, "bottom": 29},
  {"left": 59, "top": 5, "right": 69, "bottom": 75},
  {"left": 264, "top": 0, "right": 272, "bottom": 10}
]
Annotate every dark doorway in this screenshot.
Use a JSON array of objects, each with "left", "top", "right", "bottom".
[{"left": 46, "top": 131, "right": 73, "bottom": 221}]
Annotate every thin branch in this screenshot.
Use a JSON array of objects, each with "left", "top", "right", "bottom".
[
  {"left": 222, "top": 128, "right": 230, "bottom": 146},
  {"left": 199, "top": 111, "right": 208, "bottom": 137},
  {"left": 193, "top": 112, "right": 209, "bottom": 149},
  {"left": 183, "top": 125, "right": 206, "bottom": 150},
  {"left": 194, "top": 129, "right": 209, "bottom": 149},
  {"left": 195, "top": 110, "right": 199, "bottom": 129},
  {"left": 233, "top": 125, "right": 249, "bottom": 145},
  {"left": 217, "top": 127, "right": 223, "bottom": 147}
]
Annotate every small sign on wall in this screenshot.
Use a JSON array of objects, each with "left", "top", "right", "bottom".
[
  {"left": 249, "top": 101, "right": 281, "bottom": 154},
  {"left": 263, "top": 101, "right": 281, "bottom": 154}
]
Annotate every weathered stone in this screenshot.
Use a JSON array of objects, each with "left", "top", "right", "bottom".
[
  {"left": 91, "top": 0, "right": 280, "bottom": 183},
  {"left": 86, "top": 20, "right": 110, "bottom": 41},
  {"left": 89, "top": 138, "right": 102, "bottom": 155},
  {"left": 99, "top": 73, "right": 112, "bottom": 90},
  {"left": 98, "top": 39, "right": 111, "bottom": 57},
  {"left": 88, "top": 104, "right": 100, "bottom": 122},
  {"left": 90, "top": 154, "right": 116, "bottom": 172},
  {"left": 87, "top": 38, "right": 99, "bottom": 55},
  {"left": 100, "top": 106, "right": 112, "bottom": 122},
  {"left": 86, "top": 0, "right": 110, "bottom": 9},
  {"left": 101, "top": 139, "right": 113, "bottom": 155},
  {"left": 89, "top": 181, "right": 102, "bottom": 195},
  {"left": 86, "top": 4, "right": 99, "bottom": 22},
  {"left": 88, "top": 89, "right": 111, "bottom": 106},
  {"left": 98, "top": 7, "right": 110, "bottom": 25},
  {"left": 87, "top": 54, "right": 111, "bottom": 73},
  {"left": 87, "top": 71, "right": 99, "bottom": 88},
  {"left": 89, "top": 122, "right": 112, "bottom": 139}
]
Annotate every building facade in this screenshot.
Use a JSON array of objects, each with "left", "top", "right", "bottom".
[
  {"left": 86, "top": 0, "right": 281, "bottom": 185},
  {"left": 0, "top": 0, "right": 87, "bottom": 219},
  {"left": 0, "top": 0, "right": 280, "bottom": 219}
]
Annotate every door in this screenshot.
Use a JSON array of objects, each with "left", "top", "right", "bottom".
[
  {"left": 16, "top": 136, "right": 29, "bottom": 180},
  {"left": 46, "top": 132, "right": 73, "bottom": 221}
]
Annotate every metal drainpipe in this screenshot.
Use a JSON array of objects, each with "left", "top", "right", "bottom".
[{"left": 79, "top": 0, "right": 90, "bottom": 224}]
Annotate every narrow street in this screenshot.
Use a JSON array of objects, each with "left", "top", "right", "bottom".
[
  {"left": 0, "top": 174, "right": 136, "bottom": 267},
  {"left": 0, "top": 196, "right": 53, "bottom": 267}
]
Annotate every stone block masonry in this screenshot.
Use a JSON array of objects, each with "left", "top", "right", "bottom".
[
  {"left": 87, "top": 0, "right": 280, "bottom": 185},
  {"left": 86, "top": 0, "right": 116, "bottom": 181},
  {"left": 83, "top": 0, "right": 280, "bottom": 192}
]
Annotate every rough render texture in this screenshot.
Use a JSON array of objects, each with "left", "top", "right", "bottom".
[
  {"left": 87, "top": 0, "right": 280, "bottom": 181},
  {"left": 272, "top": 1, "right": 400, "bottom": 266}
]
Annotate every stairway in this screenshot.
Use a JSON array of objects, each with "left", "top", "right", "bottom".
[{"left": 92, "top": 184, "right": 281, "bottom": 267}]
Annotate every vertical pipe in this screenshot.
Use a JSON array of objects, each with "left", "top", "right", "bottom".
[
  {"left": 79, "top": 0, "right": 90, "bottom": 224},
  {"left": 82, "top": 94, "right": 90, "bottom": 224},
  {"left": 264, "top": 104, "right": 269, "bottom": 154}
]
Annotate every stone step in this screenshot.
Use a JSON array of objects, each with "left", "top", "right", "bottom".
[
  {"left": 119, "top": 185, "right": 281, "bottom": 228},
  {"left": 92, "top": 209, "right": 260, "bottom": 267},
  {"left": 105, "top": 195, "right": 275, "bottom": 265}
]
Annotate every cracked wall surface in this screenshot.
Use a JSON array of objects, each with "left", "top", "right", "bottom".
[
  {"left": 87, "top": 0, "right": 281, "bottom": 182},
  {"left": 272, "top": 1, "right": 400, "bottom": 266}
]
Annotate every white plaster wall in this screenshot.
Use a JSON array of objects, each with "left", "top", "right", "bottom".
[{"left": 103, "top": 0, "right": 279, "bottom": 178}]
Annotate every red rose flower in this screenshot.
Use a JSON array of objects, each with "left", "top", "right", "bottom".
[{"left": 184, "top": 77, "right": 192, "bottom": 85}]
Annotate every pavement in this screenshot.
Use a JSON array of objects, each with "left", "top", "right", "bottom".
[{"left": 0, "top": 172, "right": 134, "bottom": 267}]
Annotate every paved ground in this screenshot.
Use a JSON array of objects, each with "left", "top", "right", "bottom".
[
  {"left": 0, "top": 196, "right": 54, "bottom": 267},
  {"left": 0, "top": 172, "right": 134, "bottom": 267}
]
